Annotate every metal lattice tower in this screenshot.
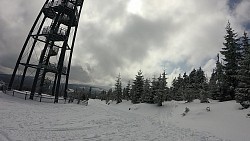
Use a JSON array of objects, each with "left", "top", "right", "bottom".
[{"left": 8, "top": 0, "right": 84, "bottom": 103}]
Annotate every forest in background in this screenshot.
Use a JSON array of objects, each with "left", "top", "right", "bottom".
[{"left": 101, "top": 22, "right": 250, "bottom": 109}]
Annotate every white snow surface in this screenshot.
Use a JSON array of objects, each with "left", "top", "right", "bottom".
[{"left": 1, "top": 91, "right": 250, "bottom": 141}]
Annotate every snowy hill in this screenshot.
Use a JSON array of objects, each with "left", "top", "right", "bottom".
[
  {"left": 105, "top": 100, "right": 250, "bottom": 141},
  {"left": 0, "top": 91, "right": 250, "bottom": 141}
]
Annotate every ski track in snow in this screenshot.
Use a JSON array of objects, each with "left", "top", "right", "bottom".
[{"left": 0, "top": 92, "right": 225, "bottom": 141}]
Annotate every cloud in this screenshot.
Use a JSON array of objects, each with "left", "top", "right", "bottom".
[
  {"left": 0, "top": 0, "right": 249, "bottom": 87},
  {"left": 69, "top": 65, "right": 91, "bottom": 83},
  {"left": 231, "top": 0, "right": 250, "bottom": 30}
]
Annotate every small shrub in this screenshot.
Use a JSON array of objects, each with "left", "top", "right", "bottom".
[
  {"left": 185, "top": 107, "right": 190, "bottom": 113},
  {"left": 182, "top": 107, "right": 190, "bottom": 116},
  {"left": 240, "top": 101, "right": 250, "bottom": 109},
  {"left": 206, "top": 106, "right": 211, "bottom": 112}
]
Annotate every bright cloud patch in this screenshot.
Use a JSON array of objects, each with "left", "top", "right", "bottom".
[{"left": 127, "top": 0, "right": 142, "bottom": 15}]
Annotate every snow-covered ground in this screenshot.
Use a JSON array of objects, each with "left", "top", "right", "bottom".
[{"left": 0, "top": 91, "right": 249, "bottom": 141}]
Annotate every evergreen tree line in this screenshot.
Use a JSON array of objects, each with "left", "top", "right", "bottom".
[
  {"left": 101, "top": 22, "right": 250, "bottom": 109},
  {"left": 104, "top": 70, "right": 168, "bottom": 106},
  {"left": 103, "top": 67, "right": 209, "bottom": 106},
  {"left": 170, "top": 67, "right": 209, "bottom": 103}
]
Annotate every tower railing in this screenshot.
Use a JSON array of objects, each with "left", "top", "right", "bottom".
[
  {"left": 71, "top": 0, "right": 84, "bottom": 6},
  {"left": 47, "top": 63, "right": 67, "bottom": 74},
  {"left": 44, "top": 1, "right": 53, "bottom": 9},
  {"left": 42, "top": 26, "right": 67, "bottom": 41},
  {"left": 44, "top": 0, "right": 75, "bottom": 13},
  {"left": 49, "top": 46, "right": 59, "bottom": 56},
  {"left": 44, "top": 0, "right": 80, "bottom": 21},
  {"left": 47, "top": 63, "right": 58, "bottom": 72},
  {"left": 59, "top": 13, "right": 78, "bottom": 26},
  {"left": 43, "top": 2, "right": 56, "bottom": 19}
]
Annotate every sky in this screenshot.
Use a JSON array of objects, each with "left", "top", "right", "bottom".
[{"left": 0, "top": 0, "right": 250, "bottom": 88}]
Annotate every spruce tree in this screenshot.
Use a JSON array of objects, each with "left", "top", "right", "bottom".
[
  {"left": 123, "top": 81, "right": 131, "bottom": 101},
  {"left": 151, "top": 76, "right": 159, "bottom": 102},
  {"left": 209, "top": 69, "right": 219, "bottom": 100},
  {"left": 171, "top": 75, "right": 184, "bottom": 101},
  {"left": 130, "top": 84, "right": 136, "bottom": 103},
  {"left": 142, "top": 79, "right": 153, "bottom": 103},
  {"left": 178, "top": 73, "right": 188, "bottom": 101},
  {"left": 154, "top": 71, "right": 168, "bottom": 106},
  {"left": 162, "top": 71, "right": 169, "bottom": 101},
  {"left": 132, "top": 70, "right": 144, "bottom": 104},
  {"left": 196, "top": 67, "right": 207, "bottom": 89},
  {"left": 184, "top": 84, "right": 195, "bottom": 102},
  {"left": 220, "top": 22, "right": 240, "bottom": 100},
  {"left": 189, "top": 69, "right": 197, "bottom": 84},
  {"left": 170, "top": 77, "right": 177, "bottom": 100},
  {"left": 235, "top": 32, "right": 250, "bottom": 108},
  {"left": 196, "top": 67, "right": 209, "bottom": 102},
  {"left": 209, "top": 54, "right": 227, "bottom": 101},
  {"left": 182, "top": 72, "right": 188, "bottom": 89},
  {"left": 184, "top": 69, "right": 197, "bottom": 102},
  {"left": 122, "top": 87, "right": 126, "bottom": 100},
  {"left": 114, "top": 74, "right": 122, "bottom": 104}
]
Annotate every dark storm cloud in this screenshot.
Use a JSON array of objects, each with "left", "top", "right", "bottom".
[
  {"left": 0, "top": 54, "right": 17, "bottom": 69},
  {"left": 0, "top": 0, "right": 42, "bottom": 70},
  {"left": 0, "top": 18, "right": 24, "bottom": 68},
  {"left": 70, "top": 66, "right": 91, "bottom": 83}
]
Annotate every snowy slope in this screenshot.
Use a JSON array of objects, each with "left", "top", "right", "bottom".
[
  {"left": 168, "top": 100, "right": 250, "bottom": 141},
  {"left": 104, "top": 100, "right": 250, "bottom": 141},
  {"left": 0, "top": 91, "right": 249, "bottom": 141}
]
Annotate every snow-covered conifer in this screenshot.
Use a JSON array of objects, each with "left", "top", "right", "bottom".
[
  {"left": 220, "top": 21, "right": 241, "bottom": 100},
  {"left": 114, "top": 74, "right": 122, "bottom": 104},
  {"left": 209, "top": 54, "right": 227, "bottom": 101},
  {"left": 142, "top": 79, "right": 153, "bottom": 103},
  {"left": 123, "top": 81, "right": 131, "bottom": 101},
  {"left": 154, "top": 71, "right": 168, "bottom": 106},
  {"left": 132, "top": 70, "right": 144, "bottom": 104},
  {"left": 236, "top": 32, "right": 250, "bottom": 108}
]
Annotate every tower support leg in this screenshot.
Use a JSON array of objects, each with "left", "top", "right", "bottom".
[
  {"left": 19, "top": 17, "right": 46, "bottom": 91},
  {"left": 8, "top": 8, "right": 45, "bottom": 90}
]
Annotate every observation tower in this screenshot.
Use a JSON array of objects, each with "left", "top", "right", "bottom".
[{"left": 8, "top": 0, "right": 84, "bottom": 103}]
